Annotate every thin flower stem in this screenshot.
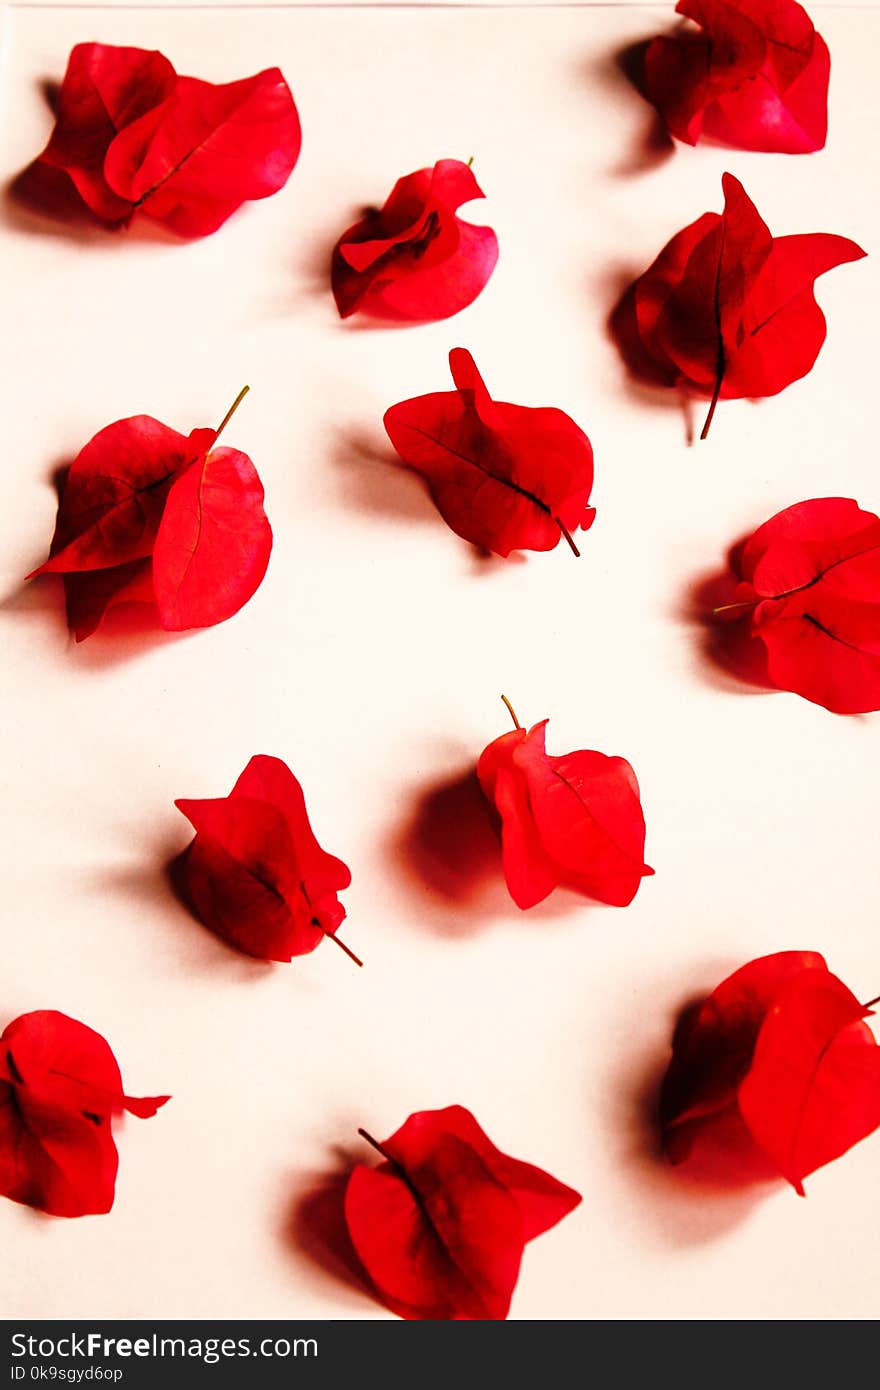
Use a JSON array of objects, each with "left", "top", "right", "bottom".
[
  {"left": 700, "top": 375, "right": 722, "bottom": 441},
  {"left": 325, "top": 932, "right": 364, "bottom": 968},
  {"left": 357, "top": 1128, "right": 391, "bottom": 1160},
  {"left": 702, "top": 217, "right": 726, "bottom": 442},
  {"left": 500, "top": 694, "right": 521, "bottom": 730},
  {"left": 863, "top": 995, "right": 880, "bottom": 1010},
  {"left": 466, "top": 156, "right": 474, "bottom": 169},
  {"left": 555, "top": 517, "right": 581, "bottom": 558},
  {"left": 712, "top": 600, "right": 755, "bottom": 616},
  {"left": 215, "top": 384, "right": 250, "bottom": 441}
]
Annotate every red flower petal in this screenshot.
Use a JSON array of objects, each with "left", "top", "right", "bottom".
[
  {"left": 38, "top": 43, "right": 177, "bottom": 222},
  {"left": 610, "top": 174, "right": 865, "bottom": 437},
  {"left": 384, "top": 350, "right": 595, "bottom": 557},
  {"left": 103, "top": 69, "right": 301, "bottom": 238},
  {"left": 724, "top": 232, "right": 867, "bottom": 399},
  {"left": 331, "top": 160, "right": 498, "bottom": 322},
  {"left": 477, "top": 712, "right": 652, "bottom": 909},
  {"left": 739, "top": 973, "right": 880, "bottom": 1194},
  {"left": 654, "top": 174, "right": 773, "bottom": 397},
  {"left": 27, "top": 418, "right": 211, "bottom": 578},
  {"left": 61, "top": 559, "right": 156, "bottom": 644},
  {"left": 27, "top": 396, "right": 271, "bottom": 640},
  {"left": 0, "top": 1011, "right": 168, "bottom": 1218},
  {"left": 345, "top": 1144, "right": 522, "bottom": 1321},
  {"left": 643, "top": 0, "right": 829, "bottom": 154},
  {"left": 661, "top": 951, "right": 829, "bottom": 1160},
  {"left": 344, "top": 1106, "right": 580, "bottom": 1320},
  {"left": 36, "top": 44, "right": 300, "bottom": 237},
  {"left": 152, "top": 447, "right": 272, "bottom": 631},
  {"left": 389, "top": 1106, "right": 582, "bottom": 1243},
  {"left": 660, "top": 953, "right": 880, "bottom": 1192},
  {"left": 611, "top": 212, "right": 719, "bottom": 389},
  {"left": 714, "top": 497, "right": 880, "bottom": 712},
  {"left": 480, "top": 732, "right": 561, "bottom": 909},
  {"left": 175, "top": 755, "right": 355, "bottom": 963}
]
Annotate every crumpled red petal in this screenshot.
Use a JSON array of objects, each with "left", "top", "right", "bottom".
[
  {"left": 643, "top": 0, "right": 829, "bottom": 154},
  {"left": 332, "top": 160, "right": 498, "bottom": 322}
]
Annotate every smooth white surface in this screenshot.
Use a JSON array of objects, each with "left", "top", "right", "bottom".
[{"left": 0, "top": 3, "right": 879, "bottom": 1321}]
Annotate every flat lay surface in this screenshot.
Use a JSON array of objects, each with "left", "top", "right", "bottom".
[{"left": 1, "top": 2, "right": 879, "bottom": 1320}]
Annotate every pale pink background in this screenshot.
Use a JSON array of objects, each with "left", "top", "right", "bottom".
[{"left": 0, "top": 2, "right": 878, "bottom": 1321}]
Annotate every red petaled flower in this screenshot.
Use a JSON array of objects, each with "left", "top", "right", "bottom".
[
  {"left": 643, "top": 0, "right": 830, "bottom": 153},
  {"left": 661, "top": 953, "right": 880, "bottom": 1194},
  {"left": 477, "top": 698, "right": 653, "bottom": 909},
  {"left": 35, "top": 42, "right": 301, "bottom": 236},
  {"left": 175, "top": 755, "right": 358, "bottom": 965},
  {"left": 331, "top": 160, "right": 498, "bottom": 322},
  {"left": 713, "top": 497, "right": 880, "bottom": 714},
  {"left": 0, "top": 1011, "right": 168, "bottom": 1218},
  {"left": 610, "top": 173, "right": 865, "bottom": 439},
  {"left": 344, "top": 1105, "right": 581, "bottom": 1320},
  {"left": 26, "top": 387, "right": 271, "bottom": 640},
  {"left": 384, "top": 349, "right": 595, "bottom": 557}
]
